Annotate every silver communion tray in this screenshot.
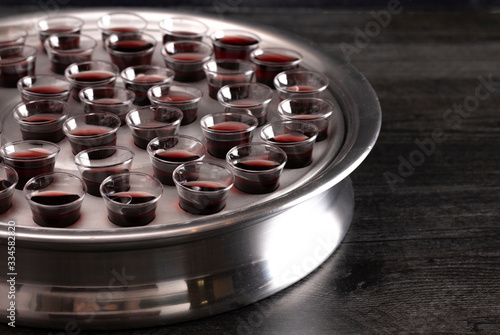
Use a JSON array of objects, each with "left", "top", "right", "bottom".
[{"left": 0, "top": 9, "right": 381, "bottom": 329}]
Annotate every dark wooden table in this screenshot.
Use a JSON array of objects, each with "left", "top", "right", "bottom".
[{"left": 0, "top": 6, "right": 499, "bottom": 335}]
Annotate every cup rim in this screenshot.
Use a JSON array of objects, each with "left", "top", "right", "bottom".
[
  {"left": 226, "top": 142, "right": 288, "bottom": 174},
  {"left": 0, "top": 139, "right": 60, "bottom": 160},
  {"left": 273, "top": 69, "right": 329, "bottom": 93},
  {"left": 23, "top": 171, "right": 86, "bottom": 207},
  {"left": 147, "top": 83, "right": 203, "bottom": 104},
  {"left": 203, "top": 59, "right": 256, "bottom": 75},
  {"left": 37, "top": 15, "right": 84, "bottom": 31},
  {"left": 0, "top": 165, "right": 19, "bottom": 193},
  {"left": 158, "top": 16, "right": 209, "bottom": 36},
  {"left": 173, "top": 161, "right": 235, "bottom": 193},
  {"left": 125, "top": 105, "right": 184, "bottom": 129},
  {"left": 17, "top": 74, "right": 72, "bottom": 96},
  {"left": 260, "top": 120, "right": 319, "bottom": 146},
  {"left": 99, "top": 171, "right": 163, "bottom": 205},
  {"left": 44, "top": 33, "right": 97, "bottom": 54},
  {"left": 0, "top": 45, "right": 37, "bottom": 64},
  {"left": 13, "top": 99, "right": 70, "bottom": 126},
  {"left": 217, "top": 82, "right": 273, "bottom": 108},
  {"left": 97, "top": 12, "right": 147, "bottom": 32},
  {"left": 63, "top": 112, "right": 121, "bottom": 139},
  {"left": 211, "top": 29, "right": 261, "bottom": 49},
  {"left": 146, "top": 134, "right": 206, "bottom": 163},
  {"left": 277, "top": 97, "right": 335, "bottom": 120},
  {"left": 105, "top": 31, "right": 157, "bottom": 56},
  {"left": 0, "top": 26, "right": 28, "bottom": 44},
  {"left": 161, "top": 40, "right": 213, "bottom": 64},
  {"left": 120, "top": 65, "right": 175, "bottom": 84},
  {"left": 64, "top": 60, "right": 119, "bottom": 83},
  {"left": 74, "top": 145, "right": 135, "bottom": 169},
  {"left": 249, "top": 48, "right": 303, "bottom": 67},
  {"left": 200, "top": 112, "right": 258, "bottom": 135},
  {"left": 78, "top": 86, "right": 135, "bottom": 105}
]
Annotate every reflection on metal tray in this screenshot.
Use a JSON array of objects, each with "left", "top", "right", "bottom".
[{"left": 0, "top": 9, "right": 380, "bottom": 329}]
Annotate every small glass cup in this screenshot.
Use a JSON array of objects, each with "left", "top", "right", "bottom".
[
  {"left": 277, "top": 98, "right": 334, "bottom": 142},
  {"left": 120, "top": 65, "right": 174, "bottom": 106},
  {"left": 159, "top": 17, "right": 208, "bottom": 43},
  {"left": 100, "top": 172, "right": 163, "bottom": 227},
  {"left": 0, "top": 140, "right": 60, "bottom": 189},
  {"left": 161, "top": 40, "right": 212, "bottom": 82},
  {"left": 125, "top": 105, "right": 184, "bottom": 149},
  {"left": 0, "top": 45, "right": 37, "bottom": 88},
  {"left": 260, "top": 120, "right": 318, "bottom": 169},
  {"left": 203, "top": 59, "right": 256, "bottom": 99},
  {"left": 274, "top": 70, "right": 329, "bottom": 100},
  {"left": 148, "top": 84, "right": 203, "bottom": 125},
  {"left": 0, "top": 26, "right": 27, "bottom": 48},
  {"left": 105, "top": 32, "right": 157, "bottom": 71},
  {"left": 97, "top": 12, "right": 147, "bottom": 45},
  {"left": 23, "top": 172, "right": 86, "bottom": 227},
  {"left": 200, "top": 112, "right": 258, "bottom": 159},
  {"left": 63, "top": 112, "right": 121, "bottom": 155},
  {"left": 147, "top": 135, "right": 206, "bottom": 186},
  {"left": 0, "top": 165, "right": 18, "bottom": 214},
  {"left": 44, "top": 33, "right": 97, "bottom": 75},
  {"left": 173, "top": 161, "right": 234, "bottom": 215},
  {"left": 217, "top": 82, "right": 273, "bottom": 126},
  {"left": 37, "top": 15, "right": 84, "bottom": 53},
  {"left": 17, "top": 74, "right": 71, "bottom": 102},
  {"left": 250, "top": 48, "right": 302, "bottom": 87},
  {"left": 13, "top": 100, "right": 70, "bottom": 143},
  {"left": 226, "top": 143, "right": 287, "bottom": 194},
  {"left": 211, "top": 29, "right": 260, "bottom": 61},
  {"left": 79, "top": 86, "right": 135, "bottom": 125},
  {"left": 74, "top": 146, "right": 134, "bottom": 197},
  {"left": 65, "top": 60, "right": 119, "bottom": 101}
]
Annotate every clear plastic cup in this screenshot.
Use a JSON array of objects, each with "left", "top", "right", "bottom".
[
  {"left": 0, "top": 45, "right": 37, "bottom": 88},
  {"left": 159, "top": 17, "right": 208, "bottom": 43},
  {"left": 217, "top": 82, "right": 273, "bottom": 126},
  {"left": 65, "top": 60, "right": 119, "bottom": 101},
  {"left": 0, "top": 26, "right": 27, "bottom": 48},
  {"left": 63, "top": 112, "right": 121, "bottom": 155},
  {"left": 13, "top": 99, "right": 70, "bottom": 143},
  {"left": 125, "top": 105, "right": 184, "bottom": 149},
  {"left": 211, "top": 29, "right": 260, "bottom": 61},
  {"left": 100, "top": 172, "right": 163, "bottom": 227},
  {"left": 79, "top": 86, "right": 135, "bottom": 125},
  {"left": 148, "top": 84, "right": 203, "bottom": 125},
  {"left": 260, "top": 120, "right": 318, "bottom": 169},
  {"left": 161, "top": 40, "right": 212, "bottom": 82},
  {"left": 274, "top": 70, "right": 329, "bottom": 100},
  {"left": 277, "top": 97, "right": 335, "bottom": 142},
  {"left": 173, "top": 161, "right": 234, "bottom": 215},
  {"left": 147, "top": 134, "right": 206, "bottom": 186},
  {"left": 200, "top": 111, "right": 258, "bottom": 159},
  {"left": 44, "top": 33, "right": 97, "bottom": 75},
  {"left": 24, "top": 172, "right": 86, "bottom": 227},
  {"left": 74, "top": 146, "right": 134, "bottom": 197},
  {"left": 37, "top": 15, "right": 84, "bottom": 53},
  {"left": 203, "top": 59, "right": 256, "bottom": 99},
  {"left": 250, "top": 48, "right": 302, "bottom": 87},
  {"left": 0, "top": 165, "right": 18, "bottom": 214},
  {"left": 120, "top": 65, "right": 174, "bottom": 106},
  {"left": 96, "top": 12, "right": 147, "bottom": 44},
  {"left": 226, "top": 143, "right": 287, "bottom": 194},
  {"left": 17, "top": 74, "right": 71, "bottom": 102},
  {"left": 0, "top": 140, "right": 60, "bottom": 189}
]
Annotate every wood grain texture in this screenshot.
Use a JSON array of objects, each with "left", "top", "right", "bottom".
[{"left": 0, "top": 7, "right": 499, "bottom": 335}]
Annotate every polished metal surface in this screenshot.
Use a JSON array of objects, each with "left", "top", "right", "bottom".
[{"left": 0, "top": 9, "right": 380, "bottom": 329}]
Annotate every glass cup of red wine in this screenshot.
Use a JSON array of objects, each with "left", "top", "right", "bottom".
[
  {"left": 211, "top": 29, "right": 260, "bottom": 61},
  {"left": 100, "top": 172, "right": 163, "bottom": 227},
  {"left": 74, "top": 146, "right": 134, "bottom": 197},
  {"left": 158, "top": 17, "right": 208, "bottom": 44},
  {"left": 63, "top": 112, "right": 121, "bottom": 155},
  {"left": 260, "top": 120, "right": 318, "bottom": 169},
  {"left": 23, "top": 172, "right": 86, "bottom": 228},
  {"left": 0, "top": 165, "right": 18, "bottom": 214},
  {"left": 0, "top": 45, "right": 37, "bottom": 88},
  {"left": 200, "top": 111, "right": 258, "bottom": 159},
  {"left": 147, "top": 134, "right": 206, "bottom": 186},
  {"left": 273, "top": 70, "right": 329, "bottom": 101},
  {"left": 36, "top": 15, "right": 84, "bottom": 53},
  {"left": 64, "top": 60, "right": 119, "bottom": 101},
  {"left": 120, "top": 65, "right": 174, "bottom": 106},
  {"left": 105, "top": 32, "right": 157, "bottom": 71},
  {"left": 0, "top": 140, "right": 60, "bottom": 190},
  {"left": 217, "top": 82, "right": 273, "bottom": 126},
  {"left": 173, "top": 161, "right": 234, "bottom": 215},
  {"left": 203, "top": 59, "right": 256, "bottom": 100},
  {"left": 277, "top": 97, "right": 335, "bottom": 142},
  {"left": 147, "top": 83, "right": 203, "bottom": 125},
  {"left": 0, "top": 26, "right": 27, "bottom": 48},
  {"left": 249, "top": 48, "right": 302, "bottom": 87},
  {"left": 96, "top": 12, "right": 147, "bottom": 45},
  {"left": 125, "top": 105, "right": 184, "bottom": 149},
  {"left": 79, "top": 86, "right": 135, "bottom": 126},
  {"left": 161, "top": 40, "right": 212, "bottom": 82},
  {"left": 44, "top": 33, "right": 97, "bottom": 75},
  {"left": 13, "top": 99, "right": 70, "bottom": 143},
  {"left": 17, "top": 74, "right": 71, "bottom": 102},
  {"left": 226, "top": 143, "right": 287, "bottom": 194}
]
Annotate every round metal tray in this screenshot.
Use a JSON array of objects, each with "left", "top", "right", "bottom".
[{"left": 0, "top": 9, "right": 381, "bottom": 330}]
